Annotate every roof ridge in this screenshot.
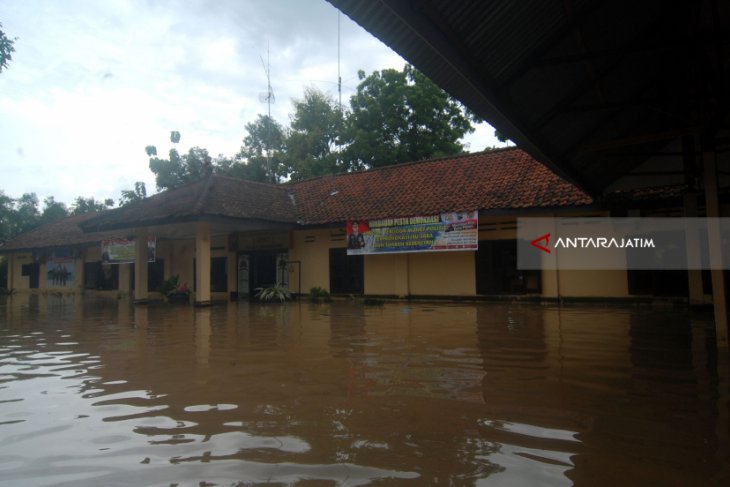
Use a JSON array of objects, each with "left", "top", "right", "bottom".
[
  {"left": 192, "top": 175, "right": 216, "bottom": 215},
  {"left": 287, "top": 147, "right": 521, "bottom": 186}
]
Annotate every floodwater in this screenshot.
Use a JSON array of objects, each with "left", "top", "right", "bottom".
[{"left": 0, "top": 296, "right": 728, "bottom": 486}]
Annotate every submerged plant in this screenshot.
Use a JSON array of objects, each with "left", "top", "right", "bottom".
[
  {"left": 308, "top": 286, "right": 331, "bottom": 303},
  {"left": 255, "top": 283, "right": 292, "bottom": 302}
]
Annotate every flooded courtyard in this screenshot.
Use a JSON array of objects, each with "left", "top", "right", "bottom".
[{"left": 0, "top": 295, "right": 728, "bottom": 486}]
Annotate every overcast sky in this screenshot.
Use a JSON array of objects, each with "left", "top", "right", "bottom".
[{"left": 0, "top": 0, "right": 505, "bottom": 207}]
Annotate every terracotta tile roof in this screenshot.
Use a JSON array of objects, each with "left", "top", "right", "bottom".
[
  {"left": 0, "top": 212, "right": 125, "bottom": 252},
  {"left": 290, "top": 147, "right": 593, "bottom": 224},
  {"left": 3, "top": 149, "right": 593, "bottom": 247},
  {"left": 80, "top": 175, "right": 297, "bottom": 232}
]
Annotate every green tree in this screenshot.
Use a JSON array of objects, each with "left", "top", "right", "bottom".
[
  {"left": 0, "top": 192, "right": 41, "bottom": 239},
  {"left": 345, "top": 64, "right": 477, "bottom": 168},
  {"left": 286, "top": 87, "right": 345, "bottom": 180},
  {"left": 0, "top": 190, "right": 15, "bottom": 242},
  {"left": 0, "top": 22, "right": 16, "bottom": 74},
  {"left": 147, "top": 132, "right": 214, "bottom": 190},
  {"left": 70, "top": 196, "right": 114, "bottom": 215},
  {"left": 40, "top": 196, "right": 68, "bottom": 224},
  {"left": 14, "top": 193, "right": 41, "bottom": 235},
  {"left": 222, "top": 115, "right": 287, "bottom": 183},
  {"left": 119, "top": 182, "right": 147, "bottom": 206}
]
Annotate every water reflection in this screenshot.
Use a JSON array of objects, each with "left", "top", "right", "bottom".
[{"left": 0, "top": 295, "right": 728, "bottom": 485}]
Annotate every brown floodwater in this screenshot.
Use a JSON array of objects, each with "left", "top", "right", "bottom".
[{"left": 0, "top": 295, "right": 728, "bottom": 486}]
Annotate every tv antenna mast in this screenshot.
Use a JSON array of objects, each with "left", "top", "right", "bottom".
[{"left": 259, "top": 42, "right": 276, "bottom": 182}]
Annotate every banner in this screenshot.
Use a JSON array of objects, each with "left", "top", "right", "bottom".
[
  {"left": 347, "top": 211, "right": 478, "bottom": 255},
  {"left": 101, "top": 237, "right": 156, "bottom": 264},
  {"left": 47, "top": 252, "right": 75, "bottom": 287}
]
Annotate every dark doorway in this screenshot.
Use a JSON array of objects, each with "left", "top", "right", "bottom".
[
  {"left": 84, "top": 262, "right": 119, "bottom": 290},
  {"left": 329, "top": 248, "right": 364, "bottom": 294},
  {"left": 475, "top": 240, "right": 541, "bottom": 294},
  {"left": 251, "top": 254, "right": 277, "bottom": 291},
  {"left": 131, "top": 259, "right": 165, "bottom": 292},
  {"left": 210, "top": 257, "right": 227, "bottom": 292},
  {"left": 21, "top": 262, "right": 40, "bottom": 289},
  {"left": 235, "top": 252, "right": 285, "bottom": 297}
]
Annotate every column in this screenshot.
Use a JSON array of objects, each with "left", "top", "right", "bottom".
[
  {"left": 683, "top": 192, "right": 704, "bottom": 305},
  {"left": 118, "top": 263, "right": 131, "bottom": 298},
  {"left": 195, "top": 221, "right": 211, "bottom": 307},
  {"left": 134, "top": 228, "right": 149, "bottom": 304},
  {"left": 703, "top": 148, "right": 728, "bottom": 349}
]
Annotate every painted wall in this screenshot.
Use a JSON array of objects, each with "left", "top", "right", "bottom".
[
  {"left": 408, "top": 251, "right": 476, "bottom": 296},
  {"left": 290, "top": 228, "right": 339, "bottom": 293},
  {"left": 364, "top": 253, "right": 409, "bottom": 296}
]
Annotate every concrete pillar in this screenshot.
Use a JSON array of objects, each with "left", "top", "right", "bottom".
[
  {"left": 134, "top": 228, "right": 149, "bottom": 304},
  {"left": 118, "top": 263, "right": 131, "bottom": 298},
  {"left": 703, "top": 149, "right": 729, "bottom": 349},
  {"left": 5, "top": 255, "right": 13, "bottom": 289},
  {"left": 195, "top": 221, "right": 211, "bottom": 306},
  {"left": 683, "top": 192, "right": 705, "bottom": 305}
]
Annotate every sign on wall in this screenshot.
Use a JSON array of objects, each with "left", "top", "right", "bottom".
[
  {"left": 346, "top": 211, "right": 478, "bottom": 255},
  {"left": 101, "top": 237, "right": 157, "bottom": 264},
  {"left": 47, "top": 251, "right": 74, "bottom": 287}
]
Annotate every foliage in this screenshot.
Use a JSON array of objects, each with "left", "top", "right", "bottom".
[
  {"left": 0, "top": 188, "right": 119, "bottom": 241},
  {"left": 40, "top": 196, "right": 68, "bottom": 224},
  {"left": 158, "top": 274, "right": 190, "bottom": 300},
  {"left": 494, "top": 129, "right": 510, "bottom": 143},
  {"left": 70, "top": 196, "right": 114, "bottom": 215},
  {"left": 147, "top": 131, "right": 215, "bottom": 191},
  {"left": 0, "top": 22, "right": 16, "bottom": 74},
  {"left": 345, "top": 64, "right": 477, "bottom": 168},
  {"left": 158, "top": 274, "right": 180, "bottom": 296},
  {"left": 286, "top": 87, "right": 345, "bottom": 181},
  {"left": 308, "top": 286, "right": 331, "bottom": 303},
  {"left": 119, "top": 182, "right": 147, "bottom": 206},
  {"left": 255, "top": 283, "right": 292, "bottom": 302},
  {"left": 363, "top": 297, "right": 386, "bottom": 306},
  {"left": 220, "top": 115, "right": 287, "bottom": 183}
]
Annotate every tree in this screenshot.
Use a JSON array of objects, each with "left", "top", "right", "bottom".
[
  {"left": 0, "top": 23, "right": 16, "bottom": 74},
  {"left": 0, "top": 190, "right": 15, "bottom": 242},
  {"left": 40, "top": 196, "right": 68, "bottom": 225},
  {"left": 222, "top": 115, "right": 287, "bottom": 183},
  {"left": 0, "top": 192, "right": 41, "bottom": 240},
  {"left": 147, "top": 132, "right": 214, "bottom": 190},
  {"left": 494, "top": 129, "right": 511, "bottom": 143},
  {"left": 119, "top": 182, "right": 147, "bottom": 206},
  {"left": 345, "top": 64, "right": 477, "bottom": 168},
  {"left": 70, "top": 196, "right": 114, "bottom": 215},
  {"left": 286, "top": 87, "right": 345, "bottom": 180}
]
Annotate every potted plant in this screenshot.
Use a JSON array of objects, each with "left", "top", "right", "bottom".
[{"left": 255, "top": 283, "right": 291, "bottom": 302}]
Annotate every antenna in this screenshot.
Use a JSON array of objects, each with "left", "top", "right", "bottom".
[
  {"left": 337, "top": 12, "right": 342, "bottom": 111},
  {"left": 259, "top": 42, "right": 275, "bottom": 182}
]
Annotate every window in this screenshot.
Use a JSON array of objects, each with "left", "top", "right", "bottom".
[
  {"left": 475, "top": 240, "right": 541, "bottom": 295},
  {"left": 83, "top": 262, "right": 118, "bottom": 290}
]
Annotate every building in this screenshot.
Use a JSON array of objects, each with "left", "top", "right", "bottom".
[{"left": 0, "top": 147, "right": 666, "bottom": 304}]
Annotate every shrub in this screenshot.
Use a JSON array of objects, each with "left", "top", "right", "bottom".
[
  {"left": 255, "top": 283, "right": 291, "bottom": 302},
  {"left": 308, "top": 286, "right": 331, "bottom": 303}
]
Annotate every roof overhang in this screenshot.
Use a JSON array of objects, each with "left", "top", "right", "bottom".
[{"left": 328, "top": 0, "right": 730, "bottom": 195}]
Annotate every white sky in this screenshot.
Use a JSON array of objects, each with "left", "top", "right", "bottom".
[{"left": 0, "top": 0, "right": 506, "bottom": 206}]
